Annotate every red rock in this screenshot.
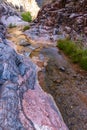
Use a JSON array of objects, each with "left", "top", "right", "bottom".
[{"left": 23, "top": 83, "right": 68, "bottom": 130}]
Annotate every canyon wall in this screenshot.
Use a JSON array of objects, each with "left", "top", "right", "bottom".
[
  {"left": 27, "top": 0, "right": 87, "bottom": 46},
  {"left": 6, "top": 0, "right": 53, "bottom": 18},
  {"left": 6, "top": 0, "right": 40, "bottom": 18},
  {"left": 0, "top": 1, "right": 69, "bottom": 130}
]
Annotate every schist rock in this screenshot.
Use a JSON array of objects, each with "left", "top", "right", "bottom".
[{"left": 0, "top": 1, "right": 68, "bottom": 130}]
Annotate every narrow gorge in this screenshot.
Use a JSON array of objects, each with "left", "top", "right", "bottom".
[{"left": 0, "top": 0, "right": 87, "bottom": 130}]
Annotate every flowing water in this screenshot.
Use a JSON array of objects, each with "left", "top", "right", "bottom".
[{"left": 7, "top": 26, "right": 87, "bottom": 130}]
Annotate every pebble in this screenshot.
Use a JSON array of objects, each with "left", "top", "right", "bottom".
[{"left": 59, "top": 66, "right": 66, "bottom": 72}]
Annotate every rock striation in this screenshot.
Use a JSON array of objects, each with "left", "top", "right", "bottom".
[
  {"left": 26, "top": 0, "right": 87, "bottom": 46},
  {"left": 6, "top": 0, "right": 40, "bottom": 18},
  {"left": 0, "top": 2, "right": 68, "bottom": 130}
]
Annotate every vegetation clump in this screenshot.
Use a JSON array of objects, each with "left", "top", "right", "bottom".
[
  {"left": 21, "top": 12, "right": 32, "bottom": 22},
  {"left": 23, "top": 25, "right": 30, "bottom": 31},
  {"left": 57, "top": 39, "right": 87, "bottom": 70}
]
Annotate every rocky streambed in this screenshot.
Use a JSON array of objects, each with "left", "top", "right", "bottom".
[
  {"left": 0, "top": 1, "right": 69, "bottom": 130},
  {"left": 0, "top": 0, "right": 87, "bottom": 130},
  {"left": 7, "top": 25, "right": 87, "bottom": 130},
  {"left": 0, "top": 24, "right": 69, "bottom": 130}
]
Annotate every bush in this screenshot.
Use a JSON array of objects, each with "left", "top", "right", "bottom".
[
  {"left": 57, "top": 39, "right": 87, "bottom": 70},
  {"left": 80, "top": 56, "right": 87, "bottom": 70},
  {"left": 21, "top": 12, "right": 32, "bottom": 22},
  {"left": 71, "top": 49, "right": 83, "bottom": 63},
  {"left": 23, "top": 25, "right": 30, "bottom": 31}
]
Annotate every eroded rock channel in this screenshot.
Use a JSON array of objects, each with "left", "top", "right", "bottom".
[
  {"left": 0, "top": 0, "right": 87, "bottom": 130},
  {"left": 7, "top": 25, "right": 87, "bottom": 130},
  {"left": 0, "top": 22, "right": 68, "bottom": 130},
  {"left": 0, "top": 1, "right": 68, "bottom": 130}
]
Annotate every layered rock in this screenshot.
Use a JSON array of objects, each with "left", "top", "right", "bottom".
[
  {"left": 0, "top": 2, "right": 68, "bottom": 130},
  {"left": 26, "top": 0, "right": 87, "bottom": 46}
]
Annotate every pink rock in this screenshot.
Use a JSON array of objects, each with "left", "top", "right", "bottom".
[{"left": 22, "top": 83, "right": 68, "bottom": 130}]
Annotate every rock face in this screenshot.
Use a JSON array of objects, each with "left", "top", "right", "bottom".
[
  {"left": 0, "top": 1, "right": 28, "bottom": 26},
  {"left": 36, "top": 0, "right": 53, "bottom": 6},
  {"left": 26, "top": 0, "right": 87, "bottom": 46},
  {"left": 5, "top": 0, "right": 53, "bottom": 18},
  {"left": 0, "top": 2, "right": 68, "bottom": 130},
  {"left": 6, "top": 0, "right": 40, "bottom": 18}
]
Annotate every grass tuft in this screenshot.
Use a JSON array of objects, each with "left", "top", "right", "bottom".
[
  {"left": 57, "top": 39, "right": 87, "bottom": 70},
  {"left": 80, "top": 56, "right": 87, "bottom": 70},
  {"left": 21, "top": 12, "right": 32, "bottom": 22},
  {"left": 23, "top": 25, "right": 30, "bottom": 31}
]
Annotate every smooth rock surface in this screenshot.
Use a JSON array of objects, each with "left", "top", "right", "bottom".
[{"left": 1, "top": 15, "right": 28, "bottom": 26}]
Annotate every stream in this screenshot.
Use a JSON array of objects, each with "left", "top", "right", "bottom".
[{"left": 7, "top": 26, "right": 87, "bottom": 130}]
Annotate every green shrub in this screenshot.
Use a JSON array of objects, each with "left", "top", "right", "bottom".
[
  {"left": 23, "top": 25, "right": 30, "bottom": 31},
  {"left": 71, "top": 49, "right": 83, "bottom": 63},
  {"left": 80, "top": 56, "right": 87, "bottom": 70},
  {"left": 57, "top": 39, "right": 77, "bottom": 55},
  {"left": 57, "top": 39, "right": 87, "bottom": 70},
  {"left": 21, "top": 12, "right": 32, "bottom": 22}
]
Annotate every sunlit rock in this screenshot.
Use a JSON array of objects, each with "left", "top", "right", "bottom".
[{"left": 7, "top": 0, "right": 40, "bottom": 18}]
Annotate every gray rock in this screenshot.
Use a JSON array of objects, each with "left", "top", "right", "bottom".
[
  {"left": 18, "top": 39, "right": 31, "bottom": 46},
  {"left": 0, "top": 64, "right": 4, "bottom": 77},
  {"left": 59, "top": 66, "right": 66, "bottom": 72},
  {"left": 19, "top": 63, "right": 27, "bottom": 76}
]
